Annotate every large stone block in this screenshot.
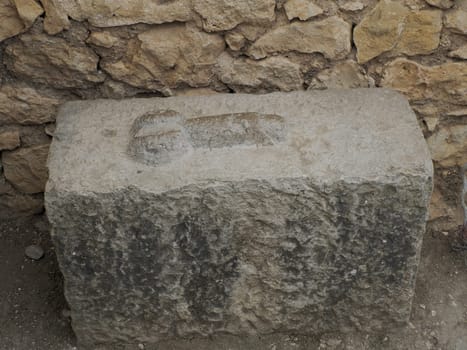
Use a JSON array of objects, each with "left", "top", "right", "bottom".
[{"left": 45, "top": 90, "right": 433, "bottom": 347}]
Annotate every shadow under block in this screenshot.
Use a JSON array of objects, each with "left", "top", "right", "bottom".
[{"left": 45, "top": 89, "right": 433, "bottom": 347}]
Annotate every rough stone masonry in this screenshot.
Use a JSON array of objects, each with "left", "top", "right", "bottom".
[{"left": 45, "top": 89, "right": 433, "bottom": 347}]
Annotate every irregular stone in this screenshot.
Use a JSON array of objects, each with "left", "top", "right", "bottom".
[
  {"left": 0, "top": 85, "right": 61, "bottom": 125},
  {"left": 2, "top": 143, "right": 49, "bottom": 194},
  {"left": 40, "top": 0, "right": 70, "bottom": 34},
  {"left": 46, "top": 90, "right": 432, "bottom": 347},
  {"left": 427, "top": 124, "right": 467, "bottom": 167},
  {"left": 249, "top": 16, "right": 351, "bottom": 59},
  {"left": 59, "top": 0, "right": 192, "bottom": 27},
  {"left": 444, "top": 8, "right": 467, "bottom": 34},
  {"left": 354, "top": 1, "right": 442, "bottom": 63},
  {"left": 0, "top": 130, "right": 20, "bottom": 150},
  {"left": 446, "top": 108, "right": 467, "bottom": 117},
  {"left": 225, "top": 32, "right": 246, "bottom": 51},
  {"left": 448, "top": 44, "right": 467, "bottom": 59},
  {"left": 87, "top": 31, "right": 119, "bottom": 48},
  {"left": 5, "top": 33, "right": 105, "bottom": 89},
  {"left": 425, "top": 0, "right": 454, "bottom": 9},
  {"left": 0, "top": 0, "right": 28, "bottom": 42},
  {"left": 308, "top": 60, "right": 371, "bottom": 89},
  {"left": 102, "top": 23, "right": 224, "bottom": 92},
  {"left": 284, "top": 0, "right": 323, "bottom": 20},
  {"left": 0, "top": 189, "right": 44, "bottom": 218},
  {"left": 216, "top": 53, "right": 303, "bottom": 92},
  {"left": 193, "top": 0, "right": 275, "bottom": 32},
  {"left": 44, "top": 123, "right": 56, "bottom": 136},
  {"left": 338, "top": 0, "right": 366, "bottom": 11},
  {"left": 25, "top": 244, "right": 44, "bottom": 260},
  {"left": 381, "top": 58, "right": 467, "bottom": 105},
  {"left": 12, "top": 0, "right": 43, "bottom": 25}
]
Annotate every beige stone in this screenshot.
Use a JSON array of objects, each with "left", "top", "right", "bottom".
[
  {"left": 354, "top": 1, "right": 441, "bottom": 63},
  {"left": 444, "top": 8, "right": 467, "bottom": 34},
  {"left": 0, "top": 85, "right": 61, "bottom": 125},
  {"left": 248, "top": 16, "right": 351, "bottom": 59},
  {"left": 309, "top": 60, "right": 371, "bottom": 89},
  {"left": 193, "top": 0, "right": 275, "bottom": 31},
  {"left": 2, "top": 143, "right": 49, "bottom": 194},
  {"left": 102, "top": 23, "right": 225, "bottom": 92},
  {"left": 0, "top": 0, "right": 27, "bottom": 42},
  {"left": 427, "top": 124, "right": 467, "bottom": 167},
  {"left": 59, "top": 0, "right": 192, "bottom": 27},
  {"left": 425, "top": 0, "right": 454, "bottom": 9},
  {"left": 446, "top": 108, "right": 467, "bottom": 117},
  {"left": 216, "top": 53, "right": 303, "bottom": 92},
  {"left": 284, "top": 0, "right": 323, "bottom": 20},
  {"left": 381, "top": 58, "right": 467, "bottom": 105},
  {"left": 5, "top": 33, "right": 105, "bottom": 89},
  {"left": 428, "top": 188, "right": 460, "bottom": 224},
  {"left": 448, "top": 44, "right": 467, "bottom": 59},
  {"left": 0, "top": 130, "right": 20, "bottom": 150},
  {"left": 87, "top": 31, "right": 119, "bottom": 48},
  {"left": 12, "top": 0, "right": 42, "bottom": 25},
  {"left": 39, "top": 0, "right": 70, "bottom": 34},
  {"left": 225, "top": 32, "right": 246, "bottom": 51},
  {"left": 338, "top": 1, "right": 366, "bottom": 11}
]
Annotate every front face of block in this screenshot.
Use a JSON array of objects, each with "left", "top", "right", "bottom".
[{"left": 46, "top": 90, "right": 433, "bottom": 346}]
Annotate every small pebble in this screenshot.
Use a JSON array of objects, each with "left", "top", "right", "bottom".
[
  {"left": 25, "top": 245, "right": 44, "bottom": 260},
  {"left": 138, "top": 344, "right": 145, "bottom": 350}
]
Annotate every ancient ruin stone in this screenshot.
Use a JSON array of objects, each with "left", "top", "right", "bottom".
[
  {"left": 0, "top": 130, "right": 20, "bottom": 150},
  {"left": 59, "top": 0, "right": 192, "bottom": 27},
  {"left": 248, "top": 16, "right": 351, "bottom": 59},
  {"left": 427, "top": 125, "right": 467, "bottom": 167},
  {"left": 444, "top": 8, "right": 467, "bottom": 34},
  {"left": 448, "top": 44, "right": 467, "bottom": 59},
  {"left": 46, "top": 90, "right": 432, "bottom": 347},
  {"left": 193, "top": 0, "right": 275, "bottom": 32},
  {"left": 0, "top": 178, "right": 44, "bottom": 218},
  {"left": 354, "top": 1, "right": 442, "bottom": 63},
  {"left": 425, "top": 0, "right": 454, "bottom": 9},
  {"left": 381, "top": 58, "right": 467, "bottom": 105},
  {"left": 2, "top": 143, "right": 49, "bottom": 194},
  {"left": 101, "top": 23, "right": 225, "bottom": 92},
  {"left": 5, "top": 33, "right": 105, "bottom": 89},
  {"left": 216, "top": 53, "right": 303, "bottom": 92},
  {"left": 40, "top": 0, "right": 70, "bottom": 34},
  {"left": 308, "top": 60, "right": 371, "bottom": 89},
  {"left": 0, "top": 85, "right": 61, "bottom": 125},
  {"left": 0, "top": 0, "right": 41, "bottom": 42},
  {"left": 283, "top": 0, "right": 323, "bottom": 20},
  {"left": 12, "top": 0, "right": 43, "bottom": 26}
]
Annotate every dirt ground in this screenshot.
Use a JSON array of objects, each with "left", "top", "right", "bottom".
[{"left": 1, "top": 215, "right": 466, "bottom": 350}]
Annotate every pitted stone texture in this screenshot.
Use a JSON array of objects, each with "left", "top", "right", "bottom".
[{"left": 46, "top": 90, "right": 433, "bottom": 347}]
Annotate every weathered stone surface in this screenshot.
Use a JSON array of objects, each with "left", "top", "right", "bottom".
[
  {"left": 449, "top": 44, "right": 467, "bottom": 59},
  {"left": 102, "top": 23, "right": 224, "bottom": 92},
  {"left": 338, "top": 0, "right": 366, "bottom": 11},
  {"left": 225, "top": 32, "right": 246, "bottom": 51},
  {"left": 444, "top": 8, "right": 467, "bottom": 34},
  {"left": 59, "top": 0, "right": 192, "bottom": 27},
  {"left": 12, "top": 0, "right": 43, "bottom": 26},
  {"left": 381, "top": 58, "right": 467, "bottom": 105},
  {"left": 87, "top": 31, "right": 119, "bottom": 48},
  {"left": 0, "top": 179, "right": 44, "bottom": 218},
  {"left": 284, "top": 0, "right": 323, "bottom": 20},
  {"left": 0, "top": 0, "right": 39, "bottom": 42},
  {"left": 0, "top": 85, "right": 61, "bottom": 125},
  {"left": 216, "top": 53, "right": 303, "bottom": 92},
  {"left": 193, "top": 0, "right": 275, "bottom": 32},
  {"left": 354, "top": 1, "right": 442, "bottom": 63},
  {"left": 0, "top": 130, "right": 20, "bottom": 150},
  {"left": 308, "top": 60, "right": 371, "bottom": 89},
  {"left": 5, "top": 33, "right": 105, "bottom": 89},
  {"left": 425, "top": 0, "right": 454, "bottom": 9},
  {"left": 40, "top": 0, "right": 70, "bottom": 34},
  {"left": 427, "top": 124, "right": 467, "bottom": 167},
  {"left": 46, "top": 90, "right": 432, "bottom": 347},
  {"left": 249, "top": 16, "right": 351, "bottom": 59},
  {"left": 2, "top": 143, "right": 49, "bottom": 193}
]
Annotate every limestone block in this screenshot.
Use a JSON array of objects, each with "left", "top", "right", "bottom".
[
  {"left": 0, "top": 0, "right": 42, "bottom": 42},
  {"left": 354, "top": 1, "right": 442, "bottom": 63},
  {"left": 46, "top": 90, "right": 433, "bottom": 347},
  {"left": 248, "top": 16, "right": 351, "bottom": 59},
  {"left": 3, "top": 143, "right": 49, "bottom": 194},
  {"left": 284, "top": 0, "right": 323, "bottom": 20}
]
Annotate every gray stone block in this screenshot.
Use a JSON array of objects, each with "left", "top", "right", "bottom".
[{"left": 45, "top": 89, "right": 433, "bottom": 347}]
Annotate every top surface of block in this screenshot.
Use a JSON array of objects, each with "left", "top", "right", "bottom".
[{"left": 48, "top": 89, "right": 432, "bottom": 194}]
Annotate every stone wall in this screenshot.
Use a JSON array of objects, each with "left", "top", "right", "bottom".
[{"left": 0, "top": 0, "right": 466, "bottom": 227}]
